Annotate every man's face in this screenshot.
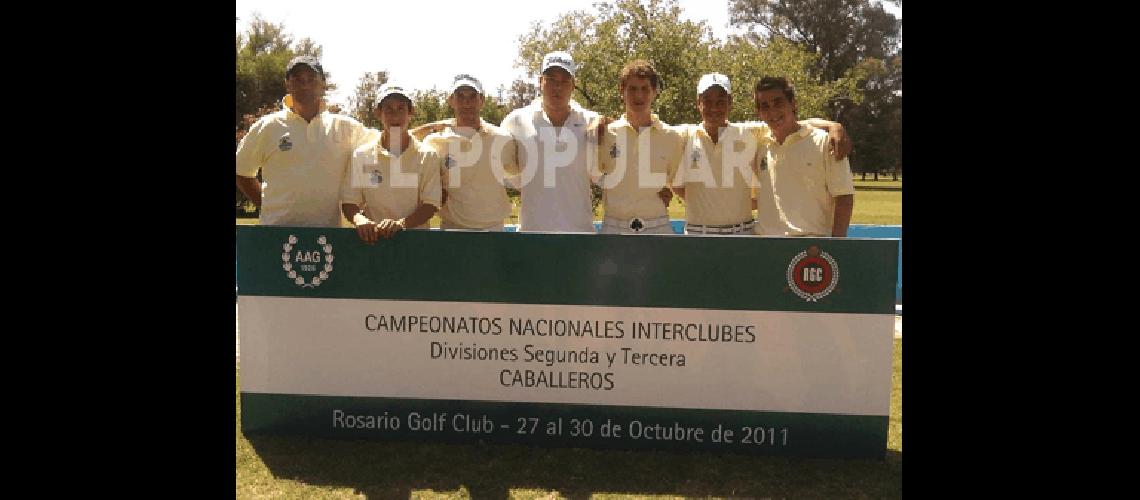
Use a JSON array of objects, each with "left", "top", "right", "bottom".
[
  {"left": 285, "top": 65, "right": 325, "bottom": 103},
  {"left": 697, "top": 86, "right": 731, "bottom": 126},
  {"left": 754, "top": 88, "right": 797, "bottom": 132},
  {"left": 621, "top": 76, "right": 657, "bottom": 116},
  {"left": 448, "top": 87, "right": 484, "bottom": 123},
  {"left": 376, "top": 96, "right": 412, "bottom": 129},
  {"left": 539, "top": 68, "right": 574, "bottom": 108}
]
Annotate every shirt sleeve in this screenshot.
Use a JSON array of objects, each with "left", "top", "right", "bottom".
[
  {"left": 664, "top": 127, "right": 684, "bottom": 184},
  {"left": 823, "top": 135, "right": 855, "bottom": 196},
  {"left": 418, "top": 150, "right": 444, "bottom": 209},
  {"left": 235, "top": 119, "right": 266, "bottom": 177},
  {"left": 339, "top": 149, "right": 366, "bottom": 206}
]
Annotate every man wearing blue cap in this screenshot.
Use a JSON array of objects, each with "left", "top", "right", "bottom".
[{"left": 236, "top": 55, "right": 378, "bottom": 227}]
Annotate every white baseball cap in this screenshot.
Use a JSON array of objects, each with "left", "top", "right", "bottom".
[
  {"left": 697, "top": 73, "right": 731, "bottom": 96},
  {"left": 541, "top": 51, "right": 577, "bottom": 77},
  {"left": 449, "top": 74, "right": 484, "bottom": 95},
  {"left": 377, "top": 83, "right": 411, "bottom": 105}
]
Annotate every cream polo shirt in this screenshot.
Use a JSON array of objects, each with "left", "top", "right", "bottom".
[
  {"left": 339, "top": 136, "right": 443, "bottom": 229},
  {"left": 501, "top": 100, "right": 600, "bottom": 233},
  {"left": 422, "top": 118, "right": 519, "bottom": 229},
  {"left": 754, "top": 126, "right": 854, "bottom": 236},
  {"left": 597, "top": 114, "right": 684, "bottom": 221},
  {"left": 672, "top": 123, "right": 762, "bottom": 226},
  {"left": 236, "top": 95, "right": 379, "bottom": 227}
]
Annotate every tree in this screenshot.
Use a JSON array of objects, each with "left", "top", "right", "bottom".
[
  {"left": 729, "top": 0, "right": 902, "bottom": 175},
  {"left": 728, "top": 0, "right": 901, "bottom": 82},
  {"left": 347, "top": 71, "right": 390, "bottom": 128},
  {"left": 235, "top": 14, "right": 329, "bottom": 130},
  {"left": 504, "top": 79, "right": 538, "bottom": 113},
  {"left": 515, "top": 0, "right": 853, "bottom": 126},
  {"left": 410, "top": 89, "right": 452, "bottom": 127},
  {"left": 841, "top": 53, "right": 901, "bottom": 179}
]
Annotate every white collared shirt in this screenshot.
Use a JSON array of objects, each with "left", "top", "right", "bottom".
[{"left": 501, "top": 99, "right": 600, "bottom": 233}]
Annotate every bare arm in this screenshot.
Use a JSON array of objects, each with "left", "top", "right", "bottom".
[
  {"left": 831, "top": 194, "right": 854, "bottom": 237},
  {"left": 410, "top": 120, "right": 450, "bottom": 141},
  {"left": 236, "top": 175, "right": 262, "bottom": 209},
  {"left": 342, "top": 203, "right": 380, "bottom": 245},
  {"left": 374, "top": 203, "right": 438, "bottom": 239},
  {"left": 799, "top": 118, "right": 852, "bottom": 161}
]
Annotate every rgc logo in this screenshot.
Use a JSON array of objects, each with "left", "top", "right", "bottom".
[{"left": 786, "top": 245, "right": 839, "bottom": 302}]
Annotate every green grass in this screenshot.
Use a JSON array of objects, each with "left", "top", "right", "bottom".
[
  {"left": 237, "top": 177, "right": 901, "bottom": 227},
  {"left": 236, "top": 338, "right": 901, "bottom": 498}
]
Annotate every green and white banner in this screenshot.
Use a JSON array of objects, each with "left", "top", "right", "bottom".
[{"left": 237, "top": 227, "right": 898, "bottom": 458}]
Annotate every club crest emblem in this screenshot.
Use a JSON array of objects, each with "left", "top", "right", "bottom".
[
  {"left": 609, "top": 143, "right": 621, "bottom": 158},
  {"left": 786, "top": 245, "right": 839, "bottom": 302},
  {"left": 278, "top": 134, "right": 293, "bottom": 151},
  {"left": 444, "top": 154, "right": 457, "bottom": 168},
  {"left": 281, "top": 234, "right": 334, "bottom": 288}
]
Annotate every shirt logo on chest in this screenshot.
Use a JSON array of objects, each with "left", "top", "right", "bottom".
[
  {"left": 278, "top": 134, "right": 293, "bottom": 151},
  {"left": 444, "top": 154, "right": 457, "bottom": 169},
  {"left": 609, "top": 143, "right": 621, "bottom": 158}
]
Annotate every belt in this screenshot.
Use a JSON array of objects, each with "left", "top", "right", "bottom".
[
  {"left": 685, "top": 219, "right": 755, "bottom": 234},
  {"left": 602, "top": 215, "right": 671, "bottom": 233}
]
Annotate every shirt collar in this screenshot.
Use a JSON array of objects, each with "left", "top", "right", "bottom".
[{"left": 282, "top": 94, "right": 328, "bottom": 118}]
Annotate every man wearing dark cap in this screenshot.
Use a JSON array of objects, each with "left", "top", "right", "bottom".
[
  {"left": 236, "top": 55, "right": 378, "bottom": 227},
  {"left": 500, "top": 51, "right": 603, "bottom": 233}
]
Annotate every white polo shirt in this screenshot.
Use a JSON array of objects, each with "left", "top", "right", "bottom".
[
  {"left": 754, "top": 126, "right": 855, "bottom": 236},
  {"left": 236, "top": 95, "right": 378, "bottom": 227},
  {"left": 597, "top": 114, "right": 684, "bottom": 221},
  {"left": 501, "top": 100, "right": 600, "bottom": 233},
  {"left": 422, "top": 118, "right": 519, "bottom": 229},
  {"left": 339, "top": 136, "right": 443, "bottom": 229},
  {"left": 672, "top": 123, "right": 762, "bottom": 226}
]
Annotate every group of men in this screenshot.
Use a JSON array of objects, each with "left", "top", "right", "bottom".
[{"left": 235, "top": 52, "right": 856, "bottom": 243}]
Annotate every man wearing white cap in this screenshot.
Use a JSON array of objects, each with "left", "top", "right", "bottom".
[
  {"left": 236, "top": 56, "right": 378, "bottom": 227},
  {"left": 339, "top": 83, "right": 442, "bottom": 243},
  {"left": 500, "top": 51, "right": 603, "bottom": 233},
  {"left": 417, "top": 74, "right": 520, "bottom": 231},
  {"left": 672, "top": 73, "right": 850, "bottom": 235}
]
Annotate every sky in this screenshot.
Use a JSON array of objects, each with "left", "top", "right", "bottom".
[{"left": 235, "top": 0, "right": 900, "bottom": 107}]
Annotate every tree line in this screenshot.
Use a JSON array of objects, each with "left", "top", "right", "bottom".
[{"left": 236, "top": 0, "right": 901, "bottom": 214}]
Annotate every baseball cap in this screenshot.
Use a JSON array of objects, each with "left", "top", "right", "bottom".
[
  {"left": 541, "top": 51, "right": 576, "bottom": 77},
  {"left": 697, "top": 73, "right": 731, "bottom": 96},
  {"left": 450, "top": 74, "right": 484, "bottom": 95},
  {"left": 377, "top": 83, "right": 412, "bottom": 105},
  {"left": 285, "top": 55, "right": 324, "bottom": 79}
]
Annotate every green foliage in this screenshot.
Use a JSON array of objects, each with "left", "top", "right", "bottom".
[
  {"left": 728, "top": 0, "right": 902, "bottom": 172},
  {"left": 728, "top": 0, "right": 901, "bottom": 82},
  {"left": 410, "top": 89, "right": 453, "bottom": 127},
  {"left": 842, "top": 53, "right": 902, "bottom": 174},
  {"left": 347, "top": 71, "right": 390, "bottom": 128},
  {"left": 235, "top": 14, "right": 327, "bottom": 130},
  {"left": 514, "top": 0, "right": 851, "bottom": 127}
]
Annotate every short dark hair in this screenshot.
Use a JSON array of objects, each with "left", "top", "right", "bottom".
[
  {"left": 755, "top": 76, "right": 796, "bottom": 102},
  {"left": 619, "top": 59, "right": 659, "bottom": 91}
]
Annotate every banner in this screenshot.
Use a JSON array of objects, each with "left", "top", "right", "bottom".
[{"left": 237, "top": 227, "right": 898, "bottom": 458}]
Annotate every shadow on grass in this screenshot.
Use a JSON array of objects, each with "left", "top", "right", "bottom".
[{"left": 246, "top": 434, "right": 900, "bottom": 498}]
